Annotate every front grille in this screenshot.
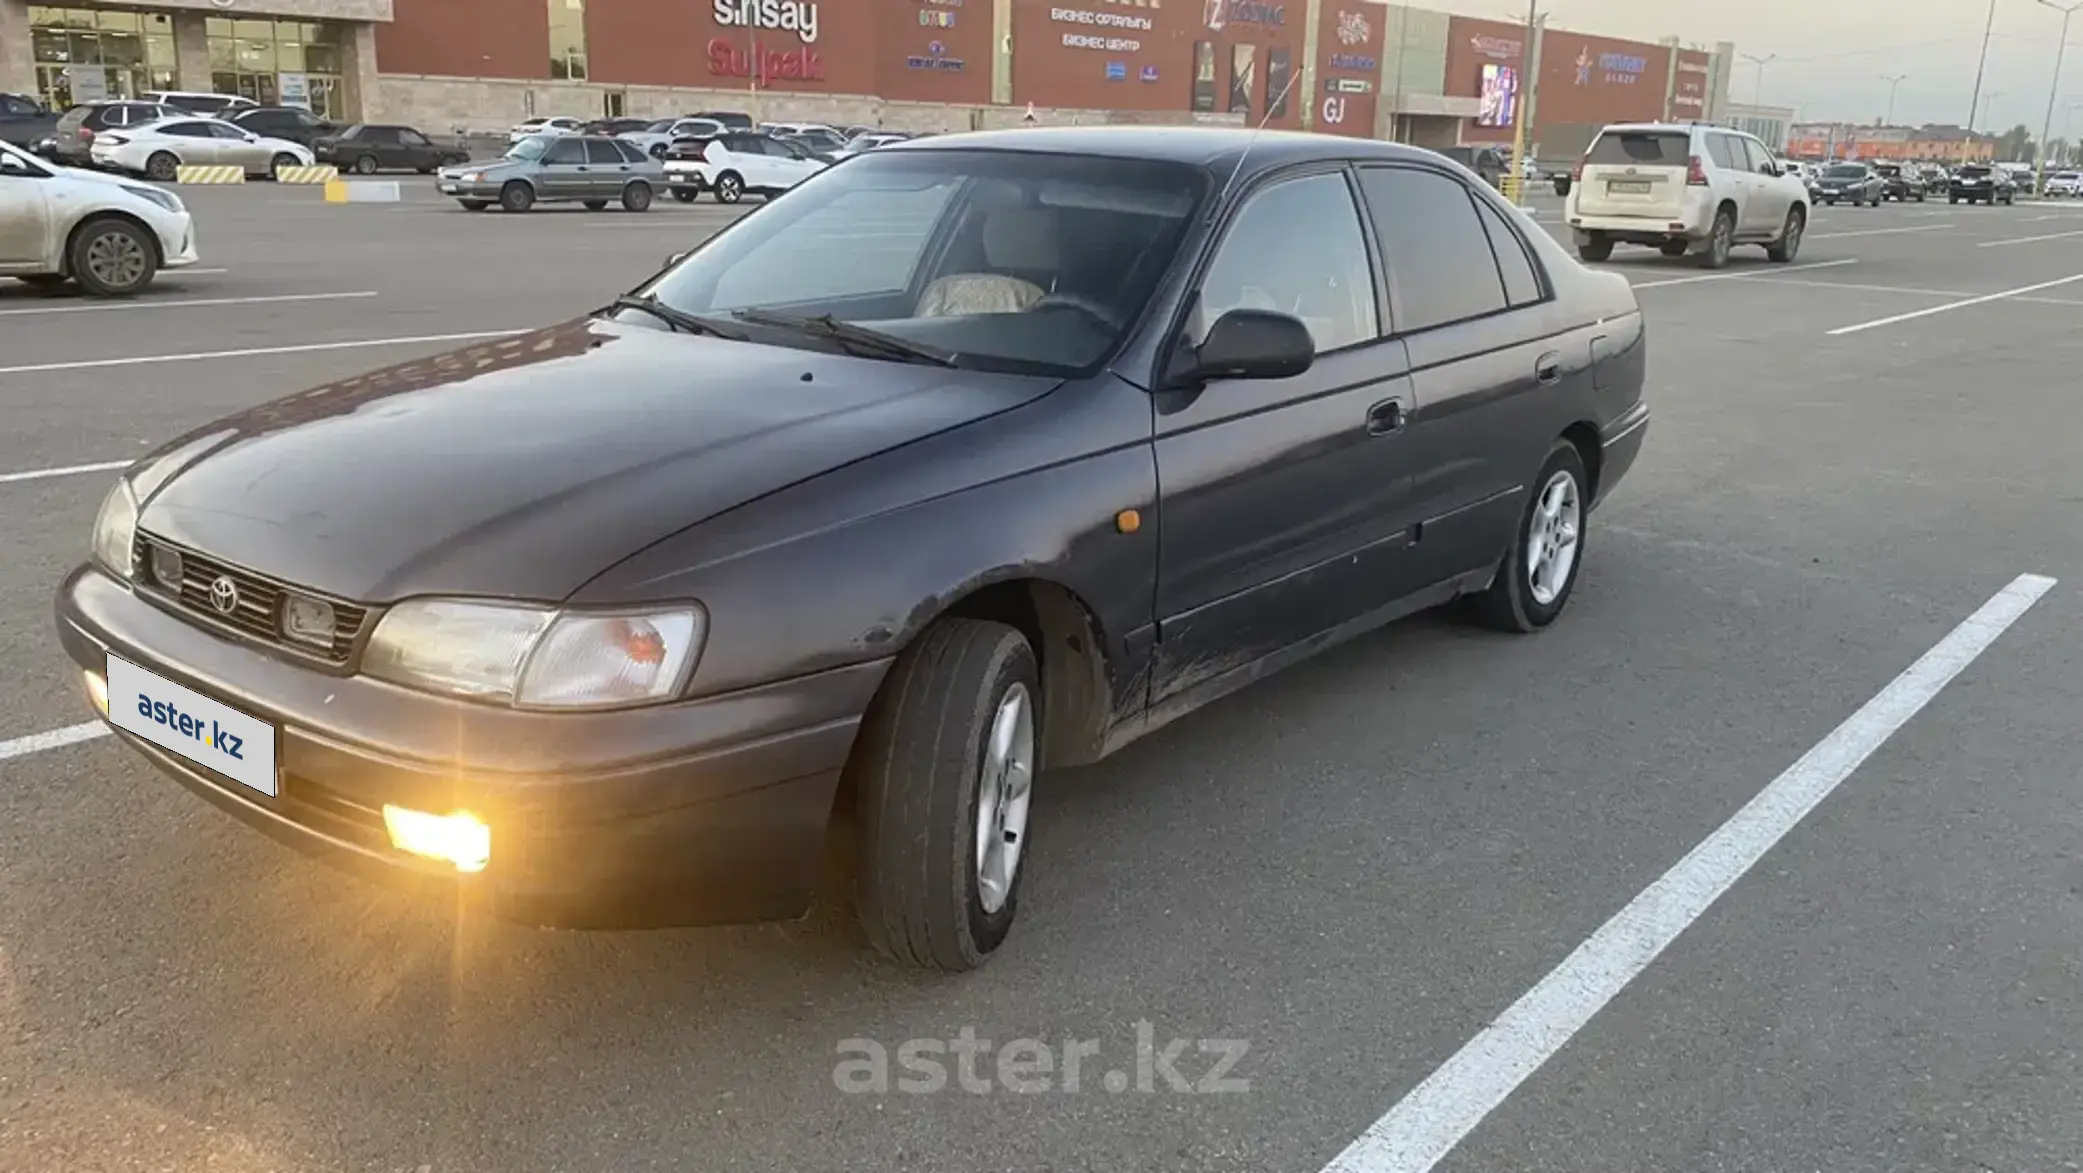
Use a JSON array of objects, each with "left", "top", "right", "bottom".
[{"left": 133, "top": 532, "right": 371, "bottom": 665}]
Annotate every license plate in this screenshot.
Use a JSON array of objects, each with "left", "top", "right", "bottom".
[
  {"left": 1608, "top": 180, "right": 1651, "bottom": 194},
  {"left": 440, "top": 184, "right": 459, "bottom": 193},
  {"left": 106, "top": 653, "right": 278, "bottom": 797}
]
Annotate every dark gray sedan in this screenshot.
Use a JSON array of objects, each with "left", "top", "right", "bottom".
[
  {"left": 436, "top": 133, "right": 662, "bottom": 212},
  {"left": 58, "top": 128, "right": 1647, "bottom": 971}
]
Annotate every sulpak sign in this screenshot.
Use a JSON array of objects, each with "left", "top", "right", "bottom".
[{"left": 710, "top": 0, "right": 824, "bottom": 83}]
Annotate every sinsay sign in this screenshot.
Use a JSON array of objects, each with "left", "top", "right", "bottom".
[{"left": 713, "top": 0, "right": 820, "bottom": 42}]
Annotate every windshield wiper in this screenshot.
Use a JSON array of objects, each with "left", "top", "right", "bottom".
[
  {"left": 730, "top": 309, "right": 957, "bottom": 368},
  {"left": 606, "top": 294, "right": 746, "bottom": 340}
]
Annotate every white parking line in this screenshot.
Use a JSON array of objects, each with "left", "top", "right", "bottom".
[
  {"left": 0, "top": 459, "right": 130, "bottom": 486},
  {"left": 170, "top": 268, "right": 230, "bottom": 276},
  {"left": 0, "top": 721, "right": 107, "bottom": 763},
  {"left": 1826, "top": 273, "right": 2083, "bottom": 335},
  {"left": 1739, "top": 276, "right": 2083, "bottom": 307},
  {"left": 1976, "top": 228, "right": 2083, "bottom": 248},
  {"left": 1318, "top": 572, "right": 2056, "bottom": 1173},
  {"left": 1628, "top": 258, "right": 1856, "bottom": 290},
  {"left": 0, "top": 329, "right": 526, "bottom": 376},
  {"left": 1807, "top": 224, "right": 1952, "bottom": 239},
  {"left": 0, "top": 291, "right": 377, "bottom": 318}
]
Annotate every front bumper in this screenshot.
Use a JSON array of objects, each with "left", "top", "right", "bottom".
[
  {"left": 436, "top": 177, "right": 505, "bottom": 199},
  {"left": 56, "top": 563, "right": 886, "bottom": 928},
  {"left": 155, "top": 212, "right": 199, "bottom": 269}
]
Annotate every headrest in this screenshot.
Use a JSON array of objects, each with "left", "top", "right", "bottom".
[{"left": 982, "top": 209, "right": 1060, "bottom": 271}]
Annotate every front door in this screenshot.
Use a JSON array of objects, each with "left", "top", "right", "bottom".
[
  {"left": 538, "top": 136, "right": 590, "bottom": 197},
  {"left": 1739, "top": 137, "right": 1790, "bottom": 230},
  {"left": 1152, "top": 167, "right": 1421, "bottom": 704},
  {"left": 209, "top": 122, "right": 267, "bottom": 172},
  {"left": 0, "top": 164, "right": 54, "bottom": 270}
]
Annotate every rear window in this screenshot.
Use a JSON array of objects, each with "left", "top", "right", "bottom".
[
  {"left": 1824, "top": 165, "right": 1866, "bottom": 178},
  {"left": 1585, "top": 131, "right": 1689, "bottom": 166},
  {"left": 1958, "top": 166, "right": 1990, "bottom": 176}
]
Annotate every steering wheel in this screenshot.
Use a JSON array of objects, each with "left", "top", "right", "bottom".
[{"left": 1031, "top": 292, "right": 1124, "bottom": 332}]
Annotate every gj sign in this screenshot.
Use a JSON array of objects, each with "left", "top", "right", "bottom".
[{"left": 713, "top": 0, "right": 820, "bottom": 42}]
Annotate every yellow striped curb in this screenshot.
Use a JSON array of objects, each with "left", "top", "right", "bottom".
[
  {"left": 275, "top": 164, "right": 338, "bottom": 185},
  {"left": 174, "top": 165, "right": 244, "bottom": 184}
]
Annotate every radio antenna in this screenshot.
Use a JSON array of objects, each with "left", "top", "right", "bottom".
[{"left": 1210, "top": 43, "right": 1309, "bottom": 217}]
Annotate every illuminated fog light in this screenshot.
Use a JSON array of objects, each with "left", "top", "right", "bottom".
[
  {"left": 282, "top": 594, "right": 336, "bottom": 649},
  {"left": 84, "top": 670, "right": 108, "bottom": 715},
  {"left": 382, "top": 805, "right": 491, "bottom": 873},
  {"left": 149, "top": 545, "right": 185, "bottom": 590}
]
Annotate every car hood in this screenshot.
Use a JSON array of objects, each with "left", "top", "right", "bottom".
[
  {"left": 131, "top": 318, "right": 1063, "bottom": 603},
  {"left": 447, "top": 157, "right": 529, "bottom": 176}
]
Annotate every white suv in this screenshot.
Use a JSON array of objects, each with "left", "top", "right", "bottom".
[
  {"left": 662, "top": 131, "right": 826, "bottom": 204},
  {"left": 1567, "top": 122, "right": 1811, "bottom": 268},
  {"left": 2044, "top": 170, "right": 2082, "bottom": 198}
]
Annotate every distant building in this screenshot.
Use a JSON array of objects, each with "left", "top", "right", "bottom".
[
  {"left": 1784, "top": 120, "right": 1995, "bottom": 163},
  {"left": 1717, "top": 102, "right": 1793, "bottom": 151}
]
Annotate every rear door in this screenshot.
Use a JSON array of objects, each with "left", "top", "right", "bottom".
[
  {"left": 1576, "top": 128, "right": 1692, "bottom": 220},
  {"left": 538, "top": 136, "right": 589, "bottom": 197},
  {"left": 583, "top": 137, "right": 632, "bottom": 196}
]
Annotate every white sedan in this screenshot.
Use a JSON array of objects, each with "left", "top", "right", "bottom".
[
  {"left": 0, "top": 139, "right": 199, "bottom": 296},
  {"left": 508, "top": 116, "right": 584, "bottom": 144},
  {"left": 2045, "top": 170, "right": 2083, "bottom": 197},
  {"left": 90, "top": 117, "right": 315, "bottom": 182}
]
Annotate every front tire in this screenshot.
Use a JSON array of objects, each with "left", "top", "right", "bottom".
[
  {"left": 854, "top": 618, "right": 1040, "bottom": 972},
  {"left": 713, "top": 171, "right": 744, "bottom": 203},
  {"left": 354, "top": 153, "right": 378, "bottom": 175},
  {"left": 1466, "top": 440, "right": 1589, "bottom": 633},
  {"left": 499, "top": 180, "right": 534, "bottom": 212},
  {"left": 69, "top": 217, "right": 157, "bottom": 297},
  {"left": 621, "top": 180, "right": 653, "bottom": 212},
  {"left": 269, "top": 153, "right": 299, "bottom": 180}
]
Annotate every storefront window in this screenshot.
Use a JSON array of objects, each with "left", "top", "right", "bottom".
[
  {"left": 1266, "top": 48, "right": 1290, "bottom": 118},
  {"left": 549, "top": 0, "right": 588, "bottom": 80},
  {"left": 205, "top": 18, "right": 344, "bottom": 118},
  {"left": 1191, "top": 41, "right": 1216, "bottom": 112},
  {"left": 28, "top": 6, "right": 175, "bottom": 108},
  {"left": 1229, "top": 45, "right": 1255, "bottom": 116}
]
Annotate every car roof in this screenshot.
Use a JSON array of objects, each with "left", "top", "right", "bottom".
[{"left": 894, "top": 125, "right": 1459, "bottom": 173}]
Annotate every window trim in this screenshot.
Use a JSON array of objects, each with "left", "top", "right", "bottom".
[
  {"left": 1152, "top": 160, "right": 1394, "bottom": 388},
  {"left": 1353, "top": 161, "right": 1549, "bottom": 339}
]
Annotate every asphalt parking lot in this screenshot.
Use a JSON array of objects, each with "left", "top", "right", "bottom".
[{"left": 5, "top": 179, "right": 2083, "bottom": 1173}]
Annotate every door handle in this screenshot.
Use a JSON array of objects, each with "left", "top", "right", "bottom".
[
  {"left": 1535, "top": 352, "right": 1563, "bottom": 386},
  {"left": 1365, "top": 397, "right": 1407, "bottom": 436}
]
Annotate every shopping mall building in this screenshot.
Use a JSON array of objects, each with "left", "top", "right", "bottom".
[{"left": 0, "top": 0, "right": 1733, "bottom": 153}]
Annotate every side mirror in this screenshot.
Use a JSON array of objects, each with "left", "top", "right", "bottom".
[{"left": 1184, "top": 309, "right": 1315, "bottom": 384}]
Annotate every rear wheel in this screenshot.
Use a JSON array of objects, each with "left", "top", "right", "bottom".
[
  {"left": 269, "top": 153, "right": 299, "bottom": 180},
  {"left": 1766, "top": 205, "right": 1805, "bottom": 263},
  {"left": 144, "top": 151, "right": 179, "bottom": 181},
  {"left": 499, "top": 180, "right": 534, "bottom": 212},
  {"left": 354, "top": 153, "right": 378, "bottom": 175},
  {"left": 1466, "top": 440, "right": 1589, "bottom": 633},
  {"left": 69, "top": 217, "right": 157, "bottom": 297},
  {"left": 854, "top": 618, "right": 1040, "bottom": 972},
  {"left": 1576, "top": 236, "right": 1613, "bottom": 263},
  {"left": 1698, "top": 207, "right": 1735, "bottom": 269},
  {"left": 621, "top": 180, "right": 653, "bottom": 212}
]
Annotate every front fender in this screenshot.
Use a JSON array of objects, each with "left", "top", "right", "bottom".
[{"left": 572, "top": 377, "right": 1159, "bottom": 702}]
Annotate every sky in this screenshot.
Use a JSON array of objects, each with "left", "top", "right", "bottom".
[{"left": 1412, "top": 0, "right": 2083, "bottom": 136}]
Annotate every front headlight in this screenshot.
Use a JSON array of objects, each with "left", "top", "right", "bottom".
[
  {"left": 364, "top": 599, "right": 705, "bottom": 710},
  {"left": 91, "top": 480, "right": 139, "bottom": 580},
  {"left": 120, "top": 184, "right": 183, "bottom": 213}
]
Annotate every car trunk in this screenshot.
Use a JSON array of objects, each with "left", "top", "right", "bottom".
[{"left": 1575, "top": 130, "right": 1690, "bottom": 220}]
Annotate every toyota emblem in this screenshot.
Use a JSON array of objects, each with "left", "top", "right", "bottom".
[{"left": 208, "top": 576, "right": 239, "bottom": 615}]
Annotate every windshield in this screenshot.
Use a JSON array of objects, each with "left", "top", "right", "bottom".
[
  {"left": 506, "top": 136, "right": 551, "bottom": 160},
  {"left": 632, "top": 148, "right": 1208, "bottom": 376},
  {"left": 1823, "top": 165, "right": 1865, "bottom": 178},
  {"left": 1959, "top": 166, "right": 1990, "bottom": 176}
]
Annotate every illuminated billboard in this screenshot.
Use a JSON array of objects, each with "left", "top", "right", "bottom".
[{"left": 1477, "top": 62, "right": 1518, "bottom": 127}]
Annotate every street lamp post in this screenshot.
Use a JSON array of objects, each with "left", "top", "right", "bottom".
[
  {"left": 1503, "top": 0, "right": 1544, "bottom": 205},
  {"left": 1969, "top": 0, "right": 1999, "bottom": 129},
  {"left": 1741, "top": 52, "right": 1776, "bottom": 107},
  {"left": 2036, "top": 0, "right": 2083, "bottom": 193},
  {"left": 1881, "top": 74, "right": 1907, "bottom": 126}
]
